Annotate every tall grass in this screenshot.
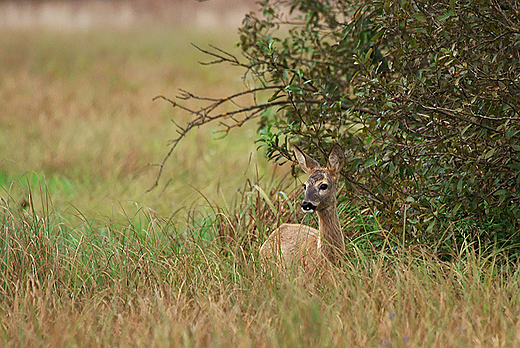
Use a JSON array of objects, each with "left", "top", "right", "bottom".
[{"left": 2, "top": 177, "right": 520, "bottom": 347}]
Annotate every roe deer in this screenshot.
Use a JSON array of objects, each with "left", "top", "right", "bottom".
[{"left": 259, "top": 144, "right": 346, "bottom": 272}]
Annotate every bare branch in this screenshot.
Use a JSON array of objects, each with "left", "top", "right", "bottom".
[{"left": 191, "top": 44, "right": 251, "bottom": 68}]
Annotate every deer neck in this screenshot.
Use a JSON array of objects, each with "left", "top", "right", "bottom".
[{"left": 316, "top": 204, "right": 344, "bottom": 262}]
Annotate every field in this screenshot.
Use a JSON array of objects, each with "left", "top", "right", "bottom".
[{"left": 2, "top": 12, "right": 520, "bottom": 348}]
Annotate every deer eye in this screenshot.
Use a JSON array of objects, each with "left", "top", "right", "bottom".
[{"left": 319, "top": 183, "right": 328, "bottom": 191}]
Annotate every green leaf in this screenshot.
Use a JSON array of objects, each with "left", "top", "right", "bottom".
[
  {"left": 507, "top": 162, "right": 520, "bottom": 170},
  {"left": 461, "top": 124, "right": 472, "bottom": 137},
  {"left": 453, "top": 202, "right": 462, "bottom": 214},
  {"left": 388, "top": 161, "right": 395, "bottom": 174},
  {"left": 482, "top": 149, "right": 495, "bottom": 160},
  {"left": 285, "top": 85, "right": 302, "bottom": 93},
  {"left": 363, "top": 158, "right": 377, "bottom": 167},
  {"left": 370, "top": 30, "right": 384, "bottom": 43},
  {"left": 413, "top": 12, "right": 427, "bottom": 23},
  {"left": 268, "top": 91, "right": 284, "bottom": 102},
  {"left": 437, "top": 10, "right": 454, "bottom": 22}
]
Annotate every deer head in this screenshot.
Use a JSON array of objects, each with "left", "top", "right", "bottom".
[{"left": 294, "top": 144, "right": 345, "bottom": 214}]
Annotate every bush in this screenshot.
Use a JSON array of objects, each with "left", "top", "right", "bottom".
[{"left": 157, "top": 0, "right": 520, "bottom": 249}]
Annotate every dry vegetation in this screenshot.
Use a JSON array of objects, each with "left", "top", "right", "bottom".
[{"left": 1, "top": 5, "right": 520, "bottom": 347}]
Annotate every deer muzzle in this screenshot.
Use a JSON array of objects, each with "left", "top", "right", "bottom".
[{"left": 301, "top": 201, "right": 317, "bottom": 213}]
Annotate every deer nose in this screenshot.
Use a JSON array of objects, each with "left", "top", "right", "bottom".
[{"left": 301, "top": 201, "right": 317, "bottom": 213}]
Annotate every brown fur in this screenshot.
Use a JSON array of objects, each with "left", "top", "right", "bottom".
[{"left": 259, "top": 144, "right": 345, "bottom": 273}]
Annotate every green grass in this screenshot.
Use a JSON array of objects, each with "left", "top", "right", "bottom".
[{"left": 2, "top": 23, "right": 520, "bottom": 348}]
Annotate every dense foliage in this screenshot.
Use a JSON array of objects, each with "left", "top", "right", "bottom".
[
  {"left": 240, "top": 0, "right": 520, "bottom": 244},
  {"left": 162, "top": 0, "right": 520, "bottom": 248}
]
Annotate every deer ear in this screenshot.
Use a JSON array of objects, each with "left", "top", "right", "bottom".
[
  {"left": 327, "top": 144, "right": 345, "bottom": 178},
  {"left": 294, "top": 146, "right": 320, "bottom": 174}
]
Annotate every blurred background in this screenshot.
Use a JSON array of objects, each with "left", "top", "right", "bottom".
[
  {"left": 0, "top": 0, "right": 283, "bottom": 224},
  {"left": 0, "top": 0, "right": 256, "bottom": 29}
]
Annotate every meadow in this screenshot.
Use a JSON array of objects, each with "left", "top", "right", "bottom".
[{"left": 2, "top": 22, "right": 520, "bottom": 347}]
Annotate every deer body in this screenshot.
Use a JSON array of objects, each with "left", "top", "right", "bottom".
[{"left": 259, "top": 144, "right": 346, "bottom": 272}]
